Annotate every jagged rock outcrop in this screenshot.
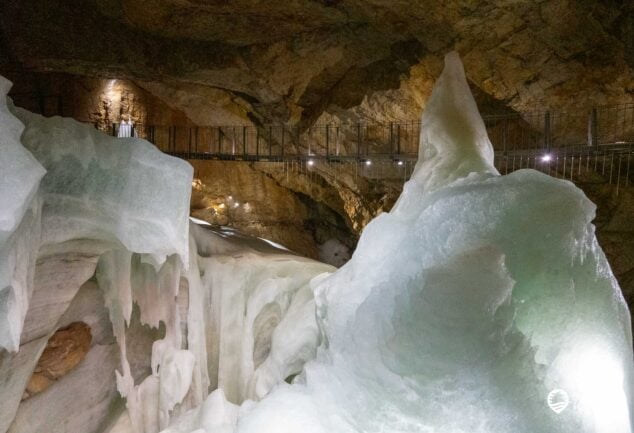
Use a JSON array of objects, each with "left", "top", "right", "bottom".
[
  {"left": 3, "top": 71, "right": 193, "bottom": 131},
  {"left": 2, "top": 0, "right": 631, "bottom": 274},
  {"left": 23, "top": 321, "right": 92, "bottom": 399},
  {"left": 1, "top": 0, "right": 631, "bottom": 129}
]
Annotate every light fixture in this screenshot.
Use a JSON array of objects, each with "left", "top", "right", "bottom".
[
  {"left": 228, "top": 195, "right": 233, "bottom": 200},
  {"left": 307, "top": 159, "right": 315, "bottom": 166},
  {"left": 234, "top": 202, "right": 239, "bottom": 208},
  {"left": 218, "top": 203, "right": 226, "bottom": 209},
  {"left": 397, "top": 160, "right": 404, "bottom": 166},
  {"left": 541, "top": 154, "right": 552, "bottom": 162},
  {"left": 365, "top": 160, "right": 372, "bottom": 166}
]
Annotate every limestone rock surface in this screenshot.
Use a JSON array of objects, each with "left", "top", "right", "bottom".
[{"left": 1, "top": 0, "right": 631, "bottom": 129}]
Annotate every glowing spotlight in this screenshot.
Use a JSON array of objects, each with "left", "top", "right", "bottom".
[
  {"left": 365, "top": 160, "right": 372, "bottom": 166},
  {"left": 307, "top": 159, "right": 315, "bottom": 166},
  {"left": 218, "top": 203, "right": 226, "bottom": 209},
  {"left": 571, "top": 346, "right": 631, "bottom": 431},
  {"left": 541, "top": 154, "right": 552, "bottom": 162},
  {"left": 547, "top": 389, "right": 569, "bottom": 414},
  {"left": 228, "top": 195, "right": 233, "bottom": 200},
  {"left": 397, "top": 160, "right": 404, "bottom": 166},
  {"left": 234, "top": 202, "right": 239, "bottom": 208}
]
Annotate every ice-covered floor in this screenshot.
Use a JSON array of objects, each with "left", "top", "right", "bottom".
[{"left": 0, "top": 52, "right": 632, "bottom": 433}]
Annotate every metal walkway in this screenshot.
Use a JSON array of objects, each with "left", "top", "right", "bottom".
[
  {"left": 125, "top": 104, "right": 634, "bottom": 190},
  {"left": 9, "top": 91, "right": 634, "bottom": 189}
]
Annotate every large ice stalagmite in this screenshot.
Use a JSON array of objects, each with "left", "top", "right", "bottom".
[{"left": 183, "top": 52, "right": 632, "bottom": 433}]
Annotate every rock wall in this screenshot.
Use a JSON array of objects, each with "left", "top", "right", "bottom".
[
  {"left": 582, "top": 183, "right": 634, "bottom": 316},
  {"left": 189, "top": 160, "right": 357, "bottom": 261},
  {"left": 2, "top": 71, "right": 193, "bottom": 131},
  {"left": 1, "top": 0, "right": 631, "bottom": 129}
]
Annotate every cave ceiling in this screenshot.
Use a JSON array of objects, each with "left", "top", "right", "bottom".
[{"left": 0, "top": 0, "right": 632, "bottom": 126}]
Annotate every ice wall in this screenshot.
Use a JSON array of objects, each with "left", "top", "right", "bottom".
[
  {"left": 0, "top": 76, "right": 199, "bottom": 433},
  {"left": 167, "top": 52, "right": 633, "bottom": 433},
  {"left": 13, "top": 107, "right": 192, "bottom": 266},
  {"left": 0, "top": 77, "right": 46, "bottom": 352},
  {"left": 8, "top": 104, "right": 196, "bottom": 432},
  {"left": 0, "top": 83, "right": 193, "bottom": 353},
  {"left": 1, "top": 77, "right": 334, "bottom": 433},
  {"left": 189, "top": 223, "right": 333, "bottom": 404}
]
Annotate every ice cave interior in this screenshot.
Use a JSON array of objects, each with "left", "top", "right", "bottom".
[{"left": 0, "top": 2, "right": 633, "bottom": 433}]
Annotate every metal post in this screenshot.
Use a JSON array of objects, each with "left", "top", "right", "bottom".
[
  {"left": 326, "top": 125, "right": 330, "bottom": 158},
  {"left": 218, "top": 127, "right": 223, "bottom": 155},
  {"left": 397, "top": 124, "right": 401, "bottom": 155},
  {"left": 232, "top": 127, "right": 236, "bottom": 155},
  {"left": 389, "top": 122, "right": 394, "bottom": 156},
  {"left": 243, "top": 126, "right": 247, "bottom": 158},
  {"left": 588, "top": 108, "right": 598, "bottom": 147},
  {"left": 37, "top": 91, "right": 46, "bottom": 116},
  {"left": 544, "top": 111, "right": 551, "bottom": 151},
  {"left": 195, "top": 127, "right": 199, "bottom": 153},
  {"left": 356, "top": 123, "right": 361, "bottom": 160},
  {"left": 502, "top": 119, "right": 507, "bottom": 153},
  {"left": 281, "top": 127, "right": 285, "bottom": 158},
  {"left": 188, "top": 128, "right": 192, "bottom": 156}
]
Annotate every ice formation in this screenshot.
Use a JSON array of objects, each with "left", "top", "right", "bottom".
[
  {"left": 13, "top": 106, "right": 192, "bottom": 265},
  {"left": 166, "top": 53, "right": 633, "bottom": 433},
  {"left": 0, "top": 76, "right": 334, "bottom": 433},
  {"left": 1, "top": 50, "right": 633, "bottom": 433},
  {"left": 0, "top": 76, "right": 46, "bottom": 352}
]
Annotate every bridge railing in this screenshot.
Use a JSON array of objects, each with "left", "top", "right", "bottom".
[
  {"left": 117, "top": 104, "right": 634, "bottom": 162},
  {"left": 8, "top": 91, "right": 633, "bottom": 159},
  {"left": 126, "top": 121, "right": 425, "bottom": 161}
]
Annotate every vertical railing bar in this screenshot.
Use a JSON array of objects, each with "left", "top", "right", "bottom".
[
  {"left": 256, "top": 128, "right": 260, "bottom": 157},
  {"left": 326, "top": 124, "right": 330, "bottom": 159},
  {"left": 188, "top": 127, "right": 192, "bottom": 157}
]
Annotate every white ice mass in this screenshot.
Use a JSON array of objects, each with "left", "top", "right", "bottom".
[{"left": 0, "top": 51, "right": 633, "bottom": 433}]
